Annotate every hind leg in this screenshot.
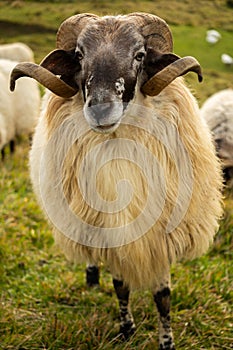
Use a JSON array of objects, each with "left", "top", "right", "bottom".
[
  {"left": 153, "top": 277, "right": 175, "bottom": 349},
  {"left": 86, "top": 264, "right": 100, "bottom": 287},
  {"left": 1, "top": 147, "right": 5, "bottom": 160},
  {"left": 113, "top": 278, "right": 136, "bottom": 339},
  {"left": 10, "top": 139, "right": 15, "bottom": 154}
]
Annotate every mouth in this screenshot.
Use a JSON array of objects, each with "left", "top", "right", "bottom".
[{"left": 92, "top": 122, "right": 119, "bottom": 134}]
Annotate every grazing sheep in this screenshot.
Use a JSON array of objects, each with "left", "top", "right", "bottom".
[
  {"left": 221, "top": 53, "right": 233, "bottom": 66},
  {"left": 11, "top": 12, "right": 223, "bottom": 349},
  {"left": 206, "top": 29, "right": 221, "bottom": 44},
  {"left": 200, "top": 88, "right": 233, "bottom": 183},
  {"left": 0, "top": 58, "right": 40, "bottom": 157},
  {"left": 0, "top": 42, "right": 34, "bottom": 62}
]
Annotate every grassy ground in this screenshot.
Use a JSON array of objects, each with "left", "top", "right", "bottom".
[{"left": 0, "top": 1, "right": 233, "bottom": 349}]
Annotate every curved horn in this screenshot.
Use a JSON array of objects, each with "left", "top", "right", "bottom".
[
  {"left": 127, "top": 12, "right": 173, "bottom": 53},
  {"left": 10, "top": 62, "right": 77, "bottom": 98},
  {"left": 56, "top": 13, "right": 99, "bottom": 50},
  {"left": 141, "top": 56, "right": 203, "bottom": 96}
]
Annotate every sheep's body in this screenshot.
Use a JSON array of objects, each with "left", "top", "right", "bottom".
[
  {"left": 200, "top": 89, "right": 233, "bottom": 170},
  {"left": 0, "top": 42, "right": 34, "bottom": 62},
  {"left": 206, "top": 29, "right": 221, "bottom": 44},
  {"left": 0, "top": 69, "right": 16, "bottom": 153},
  {"left": 0, "top": 111, "right": 7, "bottom": 151},
  {"left": 221, "top": 54, "right": 233, "bottom": 66},
  {"left": 30, "top": 78, "right": 222, "bottom": 290},
  {"left": 0, "top": 59, "right": 40, "bottom": 151}
]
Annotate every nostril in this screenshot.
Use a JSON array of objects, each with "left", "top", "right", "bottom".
[
  {"left": 88, "top": 97, "right": 99, "bottom": 108},
  {"left": 84, "top": 99, "right": 123, "bottom": 130},
  {"left": 92, "top": 103, "right": 112, "bottom": 123}
]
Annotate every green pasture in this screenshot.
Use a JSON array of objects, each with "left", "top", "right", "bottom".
[{"left": 0, "top": 1, "right": 232, "bottom": 349}]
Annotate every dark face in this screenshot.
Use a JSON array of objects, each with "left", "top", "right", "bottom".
[
  {"left": 39, "top": 16, "right": 181, "bottom": 134},
  {"left": 74, "top": 18, "right": 146, "bottom": 133}
]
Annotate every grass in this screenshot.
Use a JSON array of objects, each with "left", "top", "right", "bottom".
[
  {"left": 0, "top": 1, "right": 233, "bottom": 349},
  {"left": 0, "top": 141, "right": 232, "bottom": 349}
]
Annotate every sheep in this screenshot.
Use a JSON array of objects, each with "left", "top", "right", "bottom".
[
  {"left": 200, "top": 88, "right": 233, "bottom": 183},
  {"left": 0, "top": 67, "right": 16, "bottom": 157},
  {"left": 0, "top": 42, "right": 34, "bottom": 62},
  {"left": 0, "top": 112, "right": 7, "bottom": 155},
  {"left": 206, "top": 29, "right": 221, "bottom": 44},
  {"left": 221, "top": 53, "right": 233, "bottom": 66},
  {"left": 10, "top": 12, "right": 223, "bottom": 349},
  {"left": 0, "top": 58, "right": 40, "bottom": 157}
]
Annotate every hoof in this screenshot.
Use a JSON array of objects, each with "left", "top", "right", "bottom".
[
  {"left": 159, "top": 343, "right": 175, "bottom": 350},
  {"left": 159, "top": 334, "right": 175, "bottom": 349},
  {"left": 119, "top": 321, "right": 136, "bottom": 340}
]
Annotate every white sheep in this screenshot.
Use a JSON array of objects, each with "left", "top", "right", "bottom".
[
  {"left": 200, "top": 88, "right": 233, "bottom": 182},
  {"left": 0, "top": 42, "right": 34, "bottom": 62},
  {"left": 11, "top": 12, "right": 223, "bottom": 349},
  {"left": 0, "top": 111, "right": 7, "bottom": 154},
  {"left": 0, "top": 58, "right": 40, "bottom": 156},
  {"left": 206, "top": 29, "right": 221, "bottom": 44},
  {"left": 221, "top": 53, "right": 233, "bottom": 66},
  {"left": 0, "top": 68, "right": 16, "bottom": 157}
]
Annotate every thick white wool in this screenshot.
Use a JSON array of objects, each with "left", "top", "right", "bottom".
[
  {"left": 0, "top": 42, "right": 34, "bottom": 62},
  {"left": 30, "top": 78, "right": 223, "bottom": 290}
]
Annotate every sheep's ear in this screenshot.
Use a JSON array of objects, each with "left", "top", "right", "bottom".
[
  {"left": 144, "top": 49, "right": 180, "bottom": 79},
  {"left": 40, "top": 49, "right": 80, "bottom": 88},
  {"left": 40, "top": 49, "right": 79, "bottom": 74}
]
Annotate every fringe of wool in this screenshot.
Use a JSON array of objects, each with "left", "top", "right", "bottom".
[{"left": 30, "top": 78, "right": 223, "bottom": 290}]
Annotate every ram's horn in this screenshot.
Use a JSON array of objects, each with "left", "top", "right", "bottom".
[
  {"left": 142, "top": 56, "right": 203, "bottom": 96},
  {"left": 10, "top": 62, "right": 77, "bottom": 98},
  {"left": 128, "top": 12, "right": 173, "bottom": 53},
  {"left": 56, "top": 13, "right": 99, "bottom": 50}
]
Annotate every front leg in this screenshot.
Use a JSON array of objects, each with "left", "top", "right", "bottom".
[
  {"left": 153, "top": 279, "right": 175, "bottom": 350},
  {"left": 113, "top": 278, "right": 136, "bottom": 339}
]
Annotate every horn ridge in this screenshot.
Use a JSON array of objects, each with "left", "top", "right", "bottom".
[
  {"left": 56, "top": 13, "right": 99, "bottom": 51},
  {"left": 127, "top": 12, "right": 173, "bottom": 52}
]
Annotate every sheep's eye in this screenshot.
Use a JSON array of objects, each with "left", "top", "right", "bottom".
[
  {"left": 135, "top": 52, "right": 145, "bottom": 61},
  {"left": 75, "top": 51, "right": 83, "bottom": 61}
]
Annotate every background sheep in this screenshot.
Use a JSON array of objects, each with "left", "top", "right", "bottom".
[
  {"left": 221, "top": 53, "right": 233, "bottom": 66},
  {"left": 0, "top": 66, "right": 16, "bottom": 158},
  {"left": 0, "top": 42, "right": 34, "bottom": 62},
  {"left": 205, "top": 29, "right": 221, "bottom": 44},
  {"left": 0, "top": 58, "right": 40, "bottom": 157},
  {"left": 11, "top": 12, "right": 223, "bottom": 349},
  {"left": 0, "top": 69, "right": 15, "bottom": 158},
  {"left": 200, "top": 89, "right": 233, "bottom": 184}
]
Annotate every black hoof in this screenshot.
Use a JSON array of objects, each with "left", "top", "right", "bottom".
[
  {"left": 119, "top": 321, "right": 136, "bottom": 340},
  {"left": 159, "top": 344, "right": 175, "bottom": 350}
]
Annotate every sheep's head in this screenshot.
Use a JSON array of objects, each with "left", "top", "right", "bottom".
[{"left": 10, "top": 12, "right": 202, "bottom": 133}]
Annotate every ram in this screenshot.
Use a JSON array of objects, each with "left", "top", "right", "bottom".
[
  {"left": 0, "top": 42, "right": 34, "bottom": 62},
  {"left": 11, "top": 13, "right": 223, "bottom": 349}
]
